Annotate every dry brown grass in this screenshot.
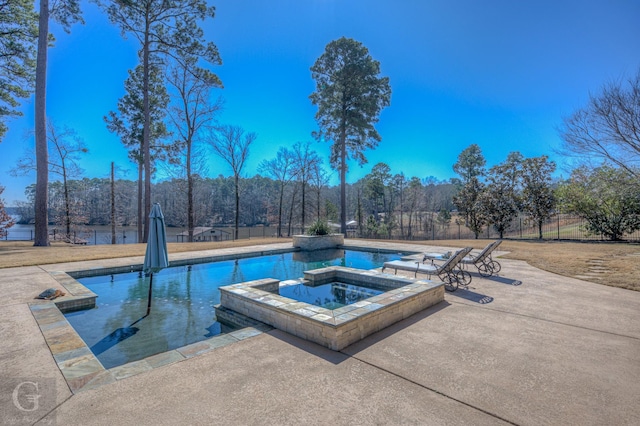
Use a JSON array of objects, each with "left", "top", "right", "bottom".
[
  {"left": 0, "top": 238, "right": 291, "bottom": 268},
  {"left": 1, "top": 238, "right": 638, "bottom": 291},
  {"left": 406, "top": 239, "right": 640, "bottom": 292}
]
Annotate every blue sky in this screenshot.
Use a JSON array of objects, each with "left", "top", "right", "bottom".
[{"left": 1, "top": 0, "right": 639, "bottom": 204}]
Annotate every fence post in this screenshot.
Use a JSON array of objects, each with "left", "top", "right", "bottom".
[{"left": 557, "top": 215, "right": 560, "bottom": 240}]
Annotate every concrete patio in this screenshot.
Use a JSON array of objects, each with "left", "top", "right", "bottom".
[{"left": 1, "top": 240, "right": 639, "bottom": 425}]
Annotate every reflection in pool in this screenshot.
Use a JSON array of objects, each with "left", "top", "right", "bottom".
[
  {"left": 65, "top": 249, "right": 407, "bottom": 368},
  {"left": 279, "top": 281, "right": 384, "bottom": 310}
]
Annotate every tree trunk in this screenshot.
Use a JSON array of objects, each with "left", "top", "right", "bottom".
[
  {"left": 142, "top": 24, "right": 151, "bottom": 244},
  {"left": 137, "top": 161, "right": 143, "bottom": 243},
  {"left": 187, "top": 140, "right": 194, "bottom": 242},
  {"left": 538, "top": 220, "right": 543, "bottom": 239},
  {"left": 339, "top": 128, "right": 347, "bottom": 235},
  {"left": 287, "top": 190, "right": 296, "bottom": 237},
  {"left": 357, "top": 189, "right": 362, "bottom": 237},
  {"left": 234, "top": 174, "right": 239, "bottom": 240},
  {"left": 34, "top": 0, "right": 50, "bottom": 247},
  {"left": 63, "top": 171, "right": 70, "bottom": 237},
  {"left": 277, "top": 183, "right": 284, "bottom": 237},
  {"left": 111, "top": 162, "right": 116, "bottom": 244},
  {"left": 399, "top": 186, "right": 404, "bottom": 239},
  {"left": 301, "top": 180, "right": 306, "bottom": 234},
  {"left": 316, "top": 185, "right": 321, "bottom": 222}
]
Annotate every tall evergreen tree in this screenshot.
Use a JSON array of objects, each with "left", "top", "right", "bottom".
[
  {"left": 0, "top": 0, "right": 38, "bottom": 140},
  {"left": 105, "top": 63, "right": 169, "bottom": 243},
  {"left": 364, "top": 162, "right": 391, "bottom": 222},
  {"left": 97, "top": 0, "right": 220, "bottom": 242},
  {"left": 33, "top": 0, "right": 83, "bottom": 246},
  {"left": 310, "top": 37, "right": 391, "bottom": 235}
]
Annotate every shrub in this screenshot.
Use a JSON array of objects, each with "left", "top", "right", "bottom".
[{"left": 307, "top": 220, "right": 331, "bottom": 236}]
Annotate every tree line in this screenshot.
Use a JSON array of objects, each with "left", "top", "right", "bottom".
[
  {"left": 7, "top": 137, "right": 640, "bottom": 242},
  {"left": 1, "top": 2, "right": 638, "bottom": 243}
]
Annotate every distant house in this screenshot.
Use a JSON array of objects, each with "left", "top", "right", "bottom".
[
  {"left": 328, "top": 220, "right": 358, "bottom": 237},
  {"left": 176, "top": 227, "right": 231, "bottom": 242}
]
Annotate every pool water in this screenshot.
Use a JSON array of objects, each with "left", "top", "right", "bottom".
[
  {"left": 279, "top": 282, "right": 384, "bottom": 310},
  {"left": 65, "top": 249, "right": 406, "bottom": 368}
]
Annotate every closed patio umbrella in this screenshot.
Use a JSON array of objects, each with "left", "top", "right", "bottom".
[{"left": 143, "top": 203, "right": 169, "bottom": 315}]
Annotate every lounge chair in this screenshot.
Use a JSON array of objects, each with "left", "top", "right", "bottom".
[
  {"left": 382, "top": 247, "right": 473, "bottom": 291},
  {"left": 460, "top": 240, "right": 502, "bottom": 277}
]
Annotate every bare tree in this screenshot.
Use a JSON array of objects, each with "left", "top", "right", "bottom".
[
  {"left": 167, "top": 55, "right": 222, "bottom": 242},
  {"left": 208, "top": 125, "right": 255, "bottom": 239},
  {"left": 291, "top": 141, "right": 322, "bottom": 233},
  {"left": 13, "top": 122, "right": 87, "bottom": 238},
  {"left": 309, "top": 159, "right": 330, "bottom": 222},
  {"left": 405, "top": 177, "right": 422, "bottom": 239},
  {"left": 559, "top": 69, "right": 640, "bottom": 177},
  {"left": 258, "top": 147, "right": 295, "bottom": 237}
]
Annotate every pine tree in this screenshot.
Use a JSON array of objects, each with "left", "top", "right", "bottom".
[
  {"left": 96, "top": 0, "right": 220, "bottom": 242},
  {"left": 310, "top": 37, "right": 391, "bottom": 235}
]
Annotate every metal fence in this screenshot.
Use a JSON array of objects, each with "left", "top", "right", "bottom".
[
  {"left": 4, "top": 215, "right": 640, "bottom": 244},
  {"left": 385, "top": 214, "right": 640, "bottom": 242},
  {"left": 2, "top": 225, "right": 304, "bottom": 245}
]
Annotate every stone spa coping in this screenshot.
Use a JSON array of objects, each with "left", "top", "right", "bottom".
[{"left": 217, "top": 266, "right": 445, "bottom": 351}]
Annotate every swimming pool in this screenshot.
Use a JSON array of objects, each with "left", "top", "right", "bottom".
[{"left": 65, "top": 249, "right": 407, "bottom": 368}]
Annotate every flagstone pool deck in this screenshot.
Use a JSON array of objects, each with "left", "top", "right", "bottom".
[{"left": 1, "top": 240, "right": 639, "bottom": 425}]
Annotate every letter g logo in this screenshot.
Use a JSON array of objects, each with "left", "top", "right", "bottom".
[{"left": 12, "top": 381, "right": 41, "bottom": 412}]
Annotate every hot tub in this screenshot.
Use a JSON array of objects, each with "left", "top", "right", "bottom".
[{"left": 217, "top": 266, "right": 444, "bottom": 350}]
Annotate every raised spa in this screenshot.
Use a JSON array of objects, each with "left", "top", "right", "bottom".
[{"left": 217, "top": 266, "right": 444, "bottom": 350}]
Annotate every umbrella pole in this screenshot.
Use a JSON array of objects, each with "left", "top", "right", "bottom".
[{"left": 146, "top": 273, "right": 153, "bottom": 316}]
